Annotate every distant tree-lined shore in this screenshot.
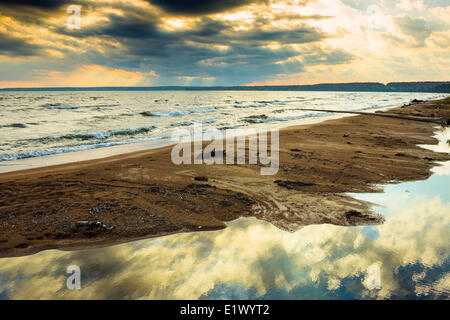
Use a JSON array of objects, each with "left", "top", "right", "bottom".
[{"left": 1, "top": 81, "right": 449, "bottom": 92}]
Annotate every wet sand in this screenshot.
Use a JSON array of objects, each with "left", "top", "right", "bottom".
[{"left": 0, "top": 97, "right": 449, "bottom": 257}]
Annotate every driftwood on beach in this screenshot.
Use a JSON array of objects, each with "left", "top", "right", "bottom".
[{"left": 298, "top": 108, "right": 446, "bottom": 125}]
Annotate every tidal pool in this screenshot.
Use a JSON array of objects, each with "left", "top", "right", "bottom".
[{"left": 0, "top": 161, "right": 448, "bottom": 299}]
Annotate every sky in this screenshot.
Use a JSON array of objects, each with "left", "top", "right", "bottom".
[{"left": 0, "top": 0, "right": 449, "bottom": 87}]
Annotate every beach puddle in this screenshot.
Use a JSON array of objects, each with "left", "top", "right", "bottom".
[{"left": 0, "top": 163, "right": 448, "bottom": 299}]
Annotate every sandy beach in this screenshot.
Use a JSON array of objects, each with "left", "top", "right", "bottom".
[{"left": 0, "top": 97, "right": 449, "bottom": 258}]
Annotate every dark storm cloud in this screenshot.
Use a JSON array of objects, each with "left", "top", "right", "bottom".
[
  {"left": 232, "top": 28, "right": 323, "bottom": 44},
  {"left": 89, "top": 40, "right": 307, "bottom": 84},
  {"left": 58, "top": 10, "right": 163, "bottom": 39},
  {"left": 65, "top": 11, "right": 324, "bottom": 44},
  {"left": 0, "top": 32, "right": 42, "bottom": 56},
  {"left": 148, "top": 0, "right": 266, "bottom": 15},
  {"left": 0, "top": 0, "right": 71, "bottom": 9},
  {"left": 0, "top": 1, "right": 352, "bottom": 84},
  {"left": 94, "top": 13, "right": 161, "bottom": 39},
  {"left": 0, "top": 0, "right": 83, "bottom": 26},
  {"left": 56, "top": 8, "right": 348, "bottom": 84}
]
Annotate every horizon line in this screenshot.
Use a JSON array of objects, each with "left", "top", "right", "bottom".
[{"left": 1, "top": 80, "right": 449, "bottom": 91}]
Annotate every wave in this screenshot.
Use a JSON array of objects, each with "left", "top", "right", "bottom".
[
  {"left": 248, "top": 99, "right": 303, "bottom": 106},
  {"left": 0, "top": 123, "right": 27, "bottom": 128},
  {"left": 243, "top": 115, "right": 269, "bottom": 124},
  {"left": 170, "top": 122, "right": 192, "bottom": 128},
  {"left": 233, "top": 104, "right": 267, "bottom": 109},
  {"left": 19, "top": 126, "right": 157, "bottom": 145},
  {"left": 64, "top": 126, "right": 157, "bottom": 140},
  {"left": 140, "top": 107, "right": 216, "bottom": 117},
  {"left": 89, "top": 104, "right": 120, "bottom": 108},
  {"left": 0, "top": 135, "right": 172, "bottom": 162},
  {"left": 42, "top": 103, "right": 120, "bottom": 110},
  {"left": 53, "top": 105, "right": 80, "bottom": 110},
  {"left": 255, "top": 100, "right": 278, "bottom": 104},
  {"left": 140, "top": 111, "right": 183, "bottom": 117},
  {"left": 201, "top": 119, "right": 216, "bottom": 124},
  {"left": 241, "top": 112, "right": 326, "bottom": 125},
  {"left": 357, "top": 103, "right": 398, "bottom": 111},
  {"left": 40, "top": 103, "right": 63, "bottom": 108},
  {"left": 169, "top": 118, "right": 216, "bottom": 128}
]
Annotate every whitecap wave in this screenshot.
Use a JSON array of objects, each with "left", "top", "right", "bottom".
[{"left": 140, "top": 107, "right": 216, "bottom": 117}]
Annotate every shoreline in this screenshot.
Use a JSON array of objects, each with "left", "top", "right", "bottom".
[
  {"left": 0, "top": 97, "right": 449, "bottom": 258},
  {"left": 2, "top": 93, "right": 447, "bottom": 174},
  {"left": 0, "top": 111, "right": 347, "bottom": 174}
]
